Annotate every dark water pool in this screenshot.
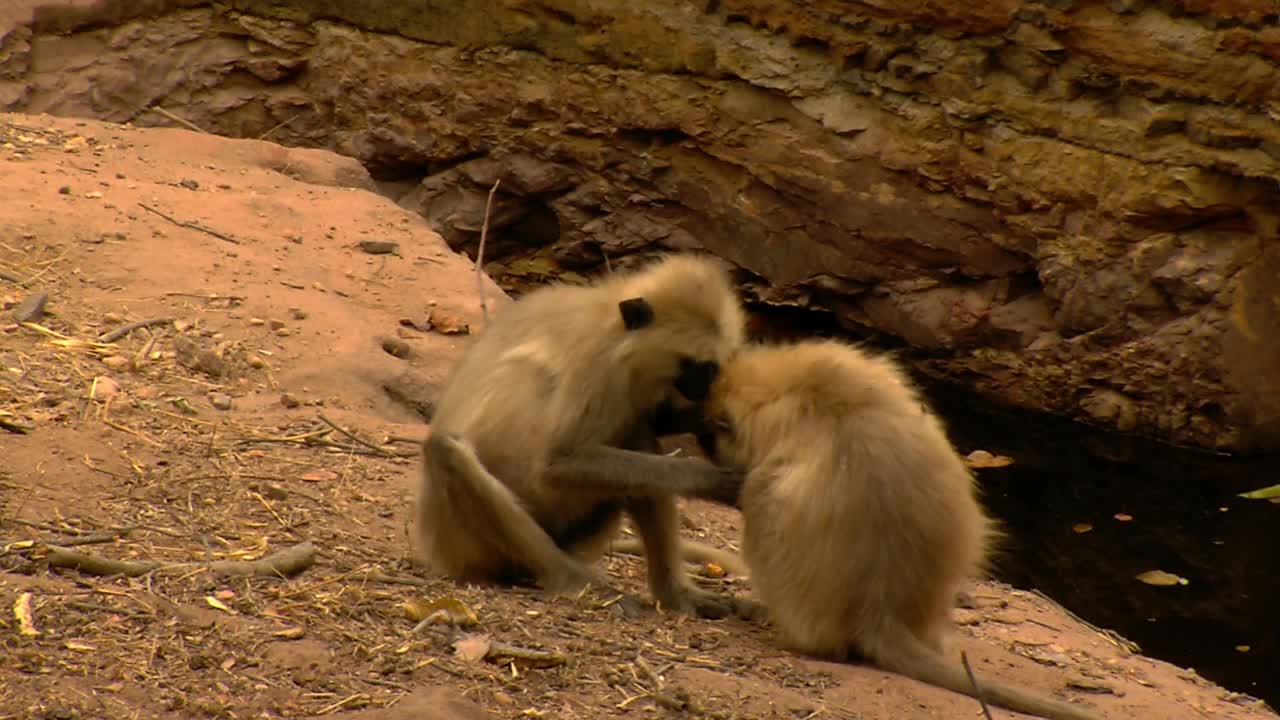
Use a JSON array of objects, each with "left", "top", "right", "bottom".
[{"left": 923, "top": 381, "right": 1279, "bottom": 709}]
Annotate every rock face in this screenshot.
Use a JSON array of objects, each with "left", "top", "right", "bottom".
[{"left": 3, "top": 0, "right": 1277, "bottom": 451}]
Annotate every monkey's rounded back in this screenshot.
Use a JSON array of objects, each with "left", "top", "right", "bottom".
[{"left": 716, "top": 340, "right": 996, "bottom": 657}]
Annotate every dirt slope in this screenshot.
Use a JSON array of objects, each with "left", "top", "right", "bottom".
[{"left": 0, "top": 112, "right": 1274, "bottom": 720}]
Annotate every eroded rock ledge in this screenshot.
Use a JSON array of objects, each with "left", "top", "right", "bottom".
[{"left": 3, "top": 0, "right": 1277, "bottom": 451}]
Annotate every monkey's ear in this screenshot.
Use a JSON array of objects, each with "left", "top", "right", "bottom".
[
  {"left": 675, "top": 357, "right": 719, "bottom": 402},
  {"left": 618, "top": 297, "right": 655, "bottom": 330}
]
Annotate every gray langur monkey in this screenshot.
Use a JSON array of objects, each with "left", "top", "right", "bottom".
[
  {"left": 696, "top": 340, "right": 1101, "bottom": 720},
  {"left": 413, "top": 254, "right": 747, "bottom": 617}
]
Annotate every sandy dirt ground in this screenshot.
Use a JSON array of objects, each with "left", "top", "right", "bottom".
[{"left": 1, "top": 112, "right": 1275, "bottom": 720}]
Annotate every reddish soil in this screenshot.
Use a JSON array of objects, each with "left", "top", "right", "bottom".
[{"left": 1, "top": 112, "right": 1275, "bottom": 720}]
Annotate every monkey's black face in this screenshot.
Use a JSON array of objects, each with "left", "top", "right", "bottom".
[
  {"left": 674, "top": 356, "right": 719, "bottom": 402},
  {"left": 695, "top": 417, "right": 732, "bottom": 463}
]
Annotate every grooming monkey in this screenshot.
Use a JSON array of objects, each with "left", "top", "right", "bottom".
[
  {"left": 414, "top": 254, "right": 747, "bottom": 617},
  {"left": 696, "top": 340, "right": 1101, "bottom": 720}
]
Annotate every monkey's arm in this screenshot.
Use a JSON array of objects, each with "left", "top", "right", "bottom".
[{"left": 543, "top": 446, "right": 744, "bottom": 508}]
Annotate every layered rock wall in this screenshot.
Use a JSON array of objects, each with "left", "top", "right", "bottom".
[{"left": 3, "top": 0, "right": 1277, "bottom": 450}]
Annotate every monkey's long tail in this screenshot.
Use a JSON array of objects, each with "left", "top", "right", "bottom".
[
  {"left": 608, "top": 537, "right": 750, "bottom": 578},
  {"left": 861, "top": 621, "right": 1100, "bottom": 720}
]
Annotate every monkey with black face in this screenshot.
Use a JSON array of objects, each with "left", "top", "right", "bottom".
[
  {"left": 414, "top": 254, "right": 746, "bottom": 617},
  {"left": 697, "top": 340, "right": 1101, "bottom": 720}
]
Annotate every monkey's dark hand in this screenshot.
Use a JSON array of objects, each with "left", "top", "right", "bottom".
[{"left": 698, "top": 463, "right": 746, "bottom": 509}]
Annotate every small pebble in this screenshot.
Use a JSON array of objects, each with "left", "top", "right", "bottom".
[
  {"left": 208, "top": 392, "right": 233, "bottom": 411},
  {"left": 358, "top": 239, "right": 399, "bottom": 255},
  {"left": 248, "top": 317, "right": 265, "bottom": 326},
  {"left": 58, "top": 185, "right": 71, "bottom": 195},
  {"left": 268, "top": 319, "right": 286, "bottom": 330},
  {"left": 180, "top": 178, "right": 199, "bottom": 190},
  {"left": 288, "top": 307, "right": 307, "bottom": 320},
  {"left": 90, "top": 376, "right": 120, "bottom": 401},
  {"left": 246, "top": 355, "right": 266, "bottom": 369},
  {"left": 101, "top": 355, "right": 130, "bottom": 370},
  {"left": 275, "top": 327, "right": 292, "bottom": 337},
  {"left": 280, "top": 393, "right": 301, "bottom": 409},
  {"left": 11, "top": 291, "right": 49, "bottom": 323}
]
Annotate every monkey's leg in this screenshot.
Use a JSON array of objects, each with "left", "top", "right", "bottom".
[
  {"left": 425, "top": 432, "right": 604, "bottom": 594},
  {"left": 626, "top": 495, "right": 733, "bottom": 619},
  {"left": 544, "top": 446, "right": 745, "bottom": 508}
]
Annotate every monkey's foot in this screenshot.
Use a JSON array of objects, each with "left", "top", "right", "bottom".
[
  {"left": 655, "top": 582, "right": 734, "bottom": 619},
  {"left": 730, "top": 597, "right": 767, "bottom": 622},
  {"left": 538, "top": 562, "right": 606, "bottom": 597}
]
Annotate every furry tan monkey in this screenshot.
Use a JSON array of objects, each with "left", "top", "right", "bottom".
[
  {"left": 697, "top": 340, "right": 1101, "bottom": 720},
  {"left": 414, "top": 254, "right": 746, "bottom": 617}
]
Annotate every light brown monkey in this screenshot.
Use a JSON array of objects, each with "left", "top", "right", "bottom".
[
  {"left": 414, "top": 254, "right": 746, "bottom": 617},
  {"left": 696, "top": 340, "right": 1101, "bottom": 720}
]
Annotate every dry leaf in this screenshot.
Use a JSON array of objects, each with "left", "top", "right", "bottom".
[
  {"left": 1238, "top": 483, "right": 1280, "bottom": 500},
  {"left": 506, "top": 257, "right": 559, "bottom": 278},
  {"left": 426, "top": 309, "right": 470, "bottom": 335},
  {"left": 964, "top": 449, "right": 1015, "bottom": 469},
  {"left": 220, "top": 658, "right": 237, "bottom": 672},
  {"left": 299, "top": 469, "right": 338, "bottom": 483},
  {"left": 405, "top": 596, "right": 480, "bottom": 627},
  {"left": 702, "top": 561, "right": 727, "bottom": 579},
  {"left": 1114, "top": 513, "right": 1134, "bottom": 522},
  {"left": 14, "top": 592, "right": 39, "bottom": 637},
  {"left": 64, "top": 641, "right": 96, "bottom": 652},
  {"left": 204, "top": 596, "right": 237, "bottom": 614},
  {"left": 453, "top": 633, "right": 492, "bottom": 662},
  {"left": 272, "top": 627, "right": 305, "bottom": 639},
  {"left": 1072, "top": 523, "right": 1093, "bottom": 534},
  {"left": 1135, "top": 570, "right": 1188, "bottom": 587}
]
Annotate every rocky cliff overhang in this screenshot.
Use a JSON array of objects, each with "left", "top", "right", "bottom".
[{"left": 3, "top": 0, "right": 1277, "bottom": 451}]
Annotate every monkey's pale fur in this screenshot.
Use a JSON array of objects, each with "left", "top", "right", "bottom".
[
  {"left": 703, "top": 340, "right": 1100, "bottom": 720},
  {"left": 415, "top": 254, "right": 746, "bottom": 615}
]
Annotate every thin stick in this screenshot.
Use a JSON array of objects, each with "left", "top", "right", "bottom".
[
  {"left": 46, "top": 540, "right": 316, "bottom": 579},
  {"left": 138, "top": 203, "right": 241, "bottom": 245},
  {"left": 315, "top": 413, "right": 395, "bottom": 457},
  {"left": 960, "top": 651, "right": 994, "bottom": 720},
  {"left": 258, "top": 111, "right": 304, "bottom": 141},
  {"left": 2, "top": 531, "right": 120, "bottom": 554},
  {"left": 149, "top": 106, "right": 206, "bottom": 134},
  {"left": 99, "top": 316, "right": 174, "bottom": 343},
  {"left": 475, "top": 178, "right": 501, "bottom": 324}
]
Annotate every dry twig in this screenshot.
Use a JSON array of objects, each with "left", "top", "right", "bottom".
[
  {"left": 486, "top": 639, "right": 568, "bottom": 668},
  {"left": 46, "top": 540, "right": 316, "bottom": 578},
  {"left": 475, "top": 178, "right": 501, "bottom": 325},
  {"left": 149, "top": 106, "right": 206, "bottom": 133},
  {"left": 316, "top": 413, "right": 396, "bottom": 458},
  {"left": 960, "top": 650, "right": 994, "bottom": 720},
  {"left": 99, "top": 316, "right": 175, "bottom": 343},
  {"left": 138, "top": 203, "right": 241, "bottom": 245}
]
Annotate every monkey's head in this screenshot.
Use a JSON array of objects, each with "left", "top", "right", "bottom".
[
  {"left": 697, "top": 343, "right": 810, "bottom": 468},
  {"left": 611, "top": 255, "right": 746, "bottom": 407}
]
